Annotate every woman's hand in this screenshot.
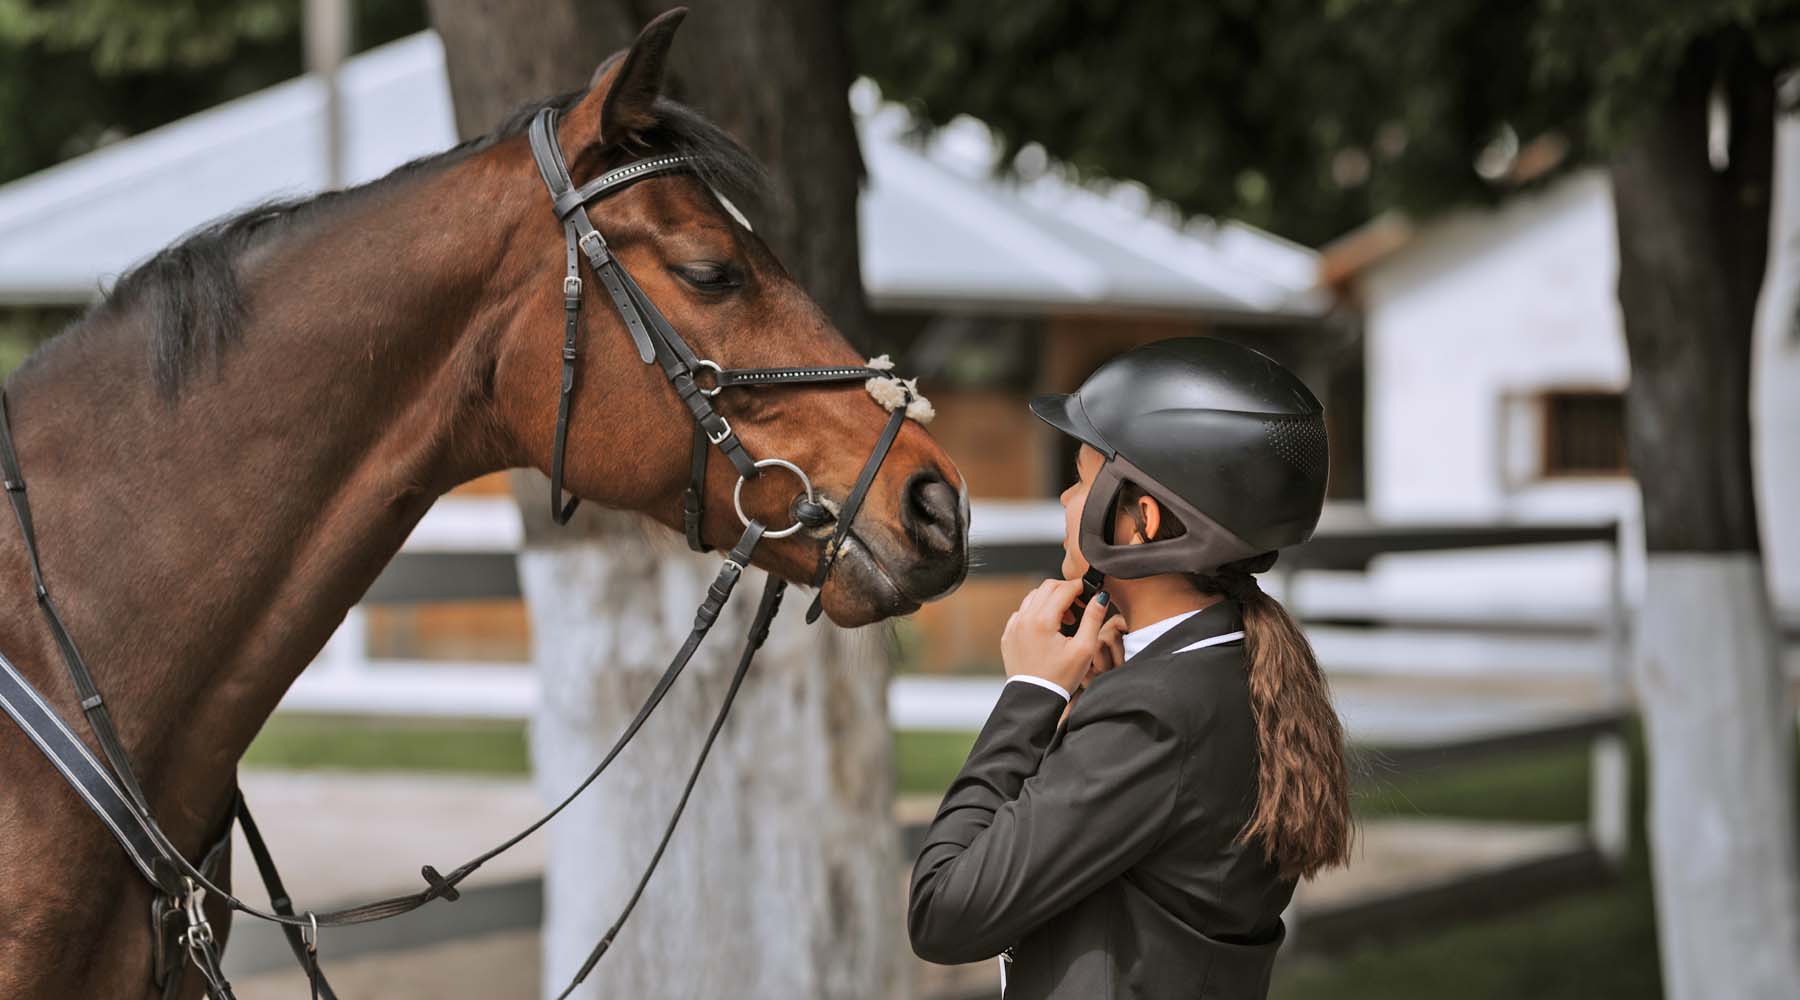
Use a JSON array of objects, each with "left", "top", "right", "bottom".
[{"left": 1001, "top": 578, "right": 1113, "bottom": 694}]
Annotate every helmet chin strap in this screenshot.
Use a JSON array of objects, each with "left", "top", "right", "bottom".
[
  {"left": 1059, "top": 466, "right": 1125, "bottom": 638},
  {"left": 1058, "top": 567, "right": 1109, "bottom": 638}
]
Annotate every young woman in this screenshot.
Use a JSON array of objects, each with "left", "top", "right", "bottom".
[{"left": 908, "top": 337, "right": 1352, "bottom": 999}]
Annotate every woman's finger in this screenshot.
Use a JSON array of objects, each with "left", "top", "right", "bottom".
[
  {"left": 1015, "top": 582, "right": 1044, "bottom": 619},
  {"left": 1099, "top": 621, "right": 1126, "bottom": 671},
  {"left": 1068, "top": 589, "right": 1110, "bottom": 650},
  {"left": 1032, "top": 578, "right": 1085, "bottom": 627}
]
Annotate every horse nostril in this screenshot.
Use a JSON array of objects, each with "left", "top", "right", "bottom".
[{"left": 903, "top": 470, "right": 962, "bottom": 556}]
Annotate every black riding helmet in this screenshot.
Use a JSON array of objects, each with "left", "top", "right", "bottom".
[{"left": 1030, "top": 337, "right": 1329, "bottom": 579}]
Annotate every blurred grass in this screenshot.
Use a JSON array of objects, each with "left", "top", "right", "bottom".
[
  {"left": 1276, "top": 728, "right": 1796, "bottom": 1000},
  {"left": 1349, "top": 741, "right": 1595, "bottom": 824},
  {"left": 244, "top": 714, "right": 530, "bottom": 774},
  {"left": 1275, "top": 728, "right": 1662, "bottom": 1000},
  {"left": 1272, "top": 868, "right": 1660, "bottom": 1000},
  {"left": 247, "top": 715, "right": 978, "bottom": 796},
  {"left": 242, "top": 718, "right": 1609, "bottom": 818},
  {"left": 896, "top": 729, "right": 979, "bottom": 794}
]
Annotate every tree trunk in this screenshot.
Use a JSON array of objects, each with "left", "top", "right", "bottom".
[
  {"left": 518, "top": 515, "right": 903, "bottom": 999},
  {"left": 651, "top": 0, "right": 869, "bottom": 338},
  {"left": 427, "top": 2, "right": 906, "bottom": 998},
  {"left": 1609, "top": 34, "right": 1800, "bottom": 1000}
]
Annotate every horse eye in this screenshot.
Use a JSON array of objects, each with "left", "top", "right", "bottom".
[{"left": 675, "top": 263, "right": 738, "bottom": 291}]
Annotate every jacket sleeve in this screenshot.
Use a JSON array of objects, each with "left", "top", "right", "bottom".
[{"left": 907, "top": 677, "right": 1187, "bottom": 964}]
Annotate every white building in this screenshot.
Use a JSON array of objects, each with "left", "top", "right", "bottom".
[{"left": 1329, "top": 125, "right": 1800, "bottom": 621}]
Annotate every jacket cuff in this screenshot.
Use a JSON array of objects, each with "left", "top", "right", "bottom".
[{"left": 1005, "top": 674, "right": 1071, "bottom": 701}]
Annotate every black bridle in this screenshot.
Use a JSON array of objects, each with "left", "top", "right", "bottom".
[
  {"left": 529, "top": 108, "right": 891, "bottom": 543},
  {"left": 0, "top": 106, "right": 925, "bottom": 1000}
]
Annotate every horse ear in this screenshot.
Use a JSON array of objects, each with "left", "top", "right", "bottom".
[{"left": 565, "top": 7, "right": 686, "bottom": 150}]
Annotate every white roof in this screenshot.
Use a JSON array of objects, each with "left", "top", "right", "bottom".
[{"left": 0, "top": 32, "right": 1324, "bottom": 320}]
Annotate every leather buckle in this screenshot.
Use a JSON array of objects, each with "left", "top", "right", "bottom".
[
  {"left": 577, "top": 230, "right": 608, "bottom": 262},
  {"left": 706, "top": 416, "right": 734, "bottom": 446},
  {"left": 563, "top": 276, "right": 582, "bottom": 298}
]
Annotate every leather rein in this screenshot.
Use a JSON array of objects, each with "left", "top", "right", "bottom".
[{"left": 0, "top": 105, "right": 924, "bottom": 999}]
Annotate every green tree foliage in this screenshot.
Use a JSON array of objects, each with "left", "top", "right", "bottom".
[
  {"left": 0, "top": 0, "right": 297, "bottom": 71},
  {"left": 0, "top": 0, "right": 426, "bottom": 185},
  {"left": 848, "top": 0, "right": 1800, "bottom": 244}
]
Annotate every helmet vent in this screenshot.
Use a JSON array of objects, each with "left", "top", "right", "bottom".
[{"left": 1264, "top": 415, "right": 1328, "bottom": 478}]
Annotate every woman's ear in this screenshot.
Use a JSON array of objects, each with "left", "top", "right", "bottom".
[
  {"left": 1137, "top": 495, "right": 1163, "bottom": 543},
  {"left": 560, "top": 7, "right": 687, "bottom": 160}
]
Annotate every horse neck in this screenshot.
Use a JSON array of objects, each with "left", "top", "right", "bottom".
[{"left": 1, "top": 159, "right": 527, "bottom": 844}]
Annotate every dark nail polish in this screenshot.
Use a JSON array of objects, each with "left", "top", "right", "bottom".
[{"left": 1095, "top": 591, "right": 1110, "bottom": 607}]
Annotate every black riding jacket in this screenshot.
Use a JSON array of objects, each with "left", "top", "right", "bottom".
[{"left": 908, "top": 598, "right": 1294, "bottom": 999}]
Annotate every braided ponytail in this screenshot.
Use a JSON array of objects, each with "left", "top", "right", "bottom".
[{"left": 1197, "top": 554, "right": 1352, "bottom": 880}]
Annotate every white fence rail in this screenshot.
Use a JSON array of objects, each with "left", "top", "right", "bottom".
[{"left": 278, "top": 498, "right": 1633, "bottom": 729}]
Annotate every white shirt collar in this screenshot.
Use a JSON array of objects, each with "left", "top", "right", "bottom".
[{"left": 1121, "top": 610, "right": 1201, "bottom": 662}]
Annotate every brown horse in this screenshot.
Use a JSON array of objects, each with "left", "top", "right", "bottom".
[{"left": 0, "top": 14, "right": 967, "bottom": 999}]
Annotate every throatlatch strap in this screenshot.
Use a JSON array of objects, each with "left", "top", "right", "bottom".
[
  {"left": 685, "top": 423, "right": 711, "bottom": 552},
  {"left": 550, "top": 219, "right": 585, "bottom": 525}
]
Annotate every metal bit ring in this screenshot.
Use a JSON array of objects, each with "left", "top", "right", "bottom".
[{"left": 734, "top": 459, "right": 816, "bottom": 539}]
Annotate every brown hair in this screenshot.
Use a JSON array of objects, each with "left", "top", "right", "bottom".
[{"left": 1117, "top": 483, "right": 1353, "bottom": 881}]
